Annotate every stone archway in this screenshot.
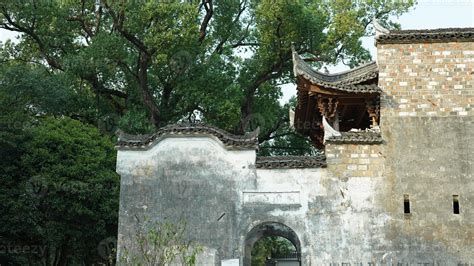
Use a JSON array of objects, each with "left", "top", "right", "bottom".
[{"left": 243, "top": 221, "right": 301, "bottom": 266}]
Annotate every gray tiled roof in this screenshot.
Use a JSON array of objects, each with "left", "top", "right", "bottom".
[
  {"left": 322, "top": 83, "right": 381, "bottom": 93},
  {"left": 326, "top": 131, "right": 383, "bottom": 144},
  {"left": 292, "top": 50, "right": 380, "bottom": 93},
  {"left": 376, "top": 28, "right": 474, "bottom": 44},
  {"left": 256, "top": 154, "right": 327, "bottom": 169},
  {"left": 116, "top": 123, "right": 259, "bottom": 150}
]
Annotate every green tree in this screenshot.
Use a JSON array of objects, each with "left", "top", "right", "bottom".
[
  {"left": 0, "top": 116, "right": 119, "bottom": 265},
  {"left": 0, "top": 0, "right": 415, "bottom": 143},
  {"left": 0, "top": 56, "right": 36, "bottom": 266},
  {"left": 258, "top": 96, "right": 318, "bottom": 156}
]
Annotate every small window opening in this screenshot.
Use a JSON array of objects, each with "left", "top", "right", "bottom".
[
  {"left": 403, "top": 194, "right": 410, "bottom": 214},
  {"left": 453, "top": 195, "right": 460, "bottom": 214}
]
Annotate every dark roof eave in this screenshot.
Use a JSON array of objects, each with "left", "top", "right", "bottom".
[
  {"left": 326, "top": 131, "right": 383, "bottom": 145},
  {"left": 304, "top": 79, "right": 382, "bottom": 94},
  {"left": 292, "top": 50, "right": 379, "bottom": 93},
  {"left": 376, "top": 28, "right": 474, "bottom": 45},
  {"left": 256, "top": 155, "right": 327, "bottom": 169},
  {"left": 116, "top": 123, "right": 259, "bottom": 150}
]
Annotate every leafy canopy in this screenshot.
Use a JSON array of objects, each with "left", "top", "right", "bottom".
[
  {"left": 0, "top": 113, "right": 119, "bottom": 264},
  {"left": 0, "top": 0, "right": 415, "bottom": 150}
]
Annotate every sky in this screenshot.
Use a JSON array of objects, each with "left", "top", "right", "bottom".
[
  {"left": 1, "top": 1, "right": 473, "bottom": 104},
  {"left": 280, "top": 0, "right": 474, "bottom": 103}
]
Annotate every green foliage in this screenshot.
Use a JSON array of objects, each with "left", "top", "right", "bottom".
[
  {"left": 0, "top": 116, "right": 119, "bottom": 265},
  {"left": 258, "top": 96, "right": 317, "bottom": 156},
  {"left": 251, "top": 236, "right": 296, "bottom": 266},
  {"left": 0, "top": 61, "right": 34, "bottom": 266},
  {"left": 0, "top": 0, "right": 415, "bottom": 145},
  {"left": 120, "top": 217, "right": 202, "bottom": 266},
  {"left": 118, "top": 106, "right": 155, "bottom": 134}
]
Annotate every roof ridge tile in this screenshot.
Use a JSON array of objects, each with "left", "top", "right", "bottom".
[
  {"left": 376, "top": 27, "right": 474, "bottom": 44},
  {"left": 116, "top": 122, "right": 259, "bottom": 150},
  {"left": 256, "top": 155, "right": 327, "bottom": 169}
]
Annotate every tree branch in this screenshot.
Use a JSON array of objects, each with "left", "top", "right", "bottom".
[
  {"left": 101, "top": 1, "right": 161, "bottom": 126},
  {"left": 102, "top": 0, "right": 152, "bottom": 54},
  {"left": 238, "top": 52, "right": 291, "bottom": 133},
  {"left": 138, "top": 51, "right": 161, "bottom": 126},
  {"left": 258, "top": 116, "right": 286, "bottom": 143},
  {"left": 213, "top": 0, "right": 247, "bottom": 54},
  {"left": 1, "top": 9, "right": 63, "bottom": 70},
  {"left": 231, "top": 42, "right": 259, "bottom": 48},
  {"left": 198, "top": 0, "right": 213, "bottom": 43},
  {"left": 66, "top": 0, "right": 95, "bottom": 44}
]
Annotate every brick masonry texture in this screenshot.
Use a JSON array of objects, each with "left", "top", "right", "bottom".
[
  {"left": 378, "top": 42, "right": 474, "bottom": 118},
  {"left": 326, "top": 143, "right": 384, "bottom": 179}
]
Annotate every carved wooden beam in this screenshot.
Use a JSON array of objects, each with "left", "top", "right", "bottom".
[
  {"left": 366, "top": 98, "right": 380, "bottom": 126},
  {"left": 296, "top": 88, "right": 307, "bottom": 111},
  {"left": 317, "top": 96, "right": 339, "bottom": 118}
]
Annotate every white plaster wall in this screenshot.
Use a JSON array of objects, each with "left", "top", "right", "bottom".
[
  {"left": 117, "top": 136, "right": 256, "bottom": 178},
  {"left": 116, "top": 136, "right": 257, "bottom": 265},
  {"left": 252, "top": 168, "right": 386, "bottom": 265},
  {"left": 116, "top": 136, "right": 389, "bottom": 265},
  {"left": 116, "top": 135, "right": 419, "bottom": 265}
]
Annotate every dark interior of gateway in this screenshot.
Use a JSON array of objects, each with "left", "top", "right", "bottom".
[
  {"left": 250, "top": 236, "right": 299, "bottom": 266},
  {"left": 244, "top": 222, "right": 301, "bottom": 266}
]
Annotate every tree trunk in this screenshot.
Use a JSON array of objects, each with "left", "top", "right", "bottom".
[{"left": 138, "top": 51, "right": 162, "bottom": 127}]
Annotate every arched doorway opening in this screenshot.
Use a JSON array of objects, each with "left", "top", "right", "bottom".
[{"left": 243, "top": 222, "right": 301, "bottom": 266}]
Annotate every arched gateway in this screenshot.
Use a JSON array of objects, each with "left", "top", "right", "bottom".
[{"left": 244, "top": 222, "right": 301, "bottom": 266}]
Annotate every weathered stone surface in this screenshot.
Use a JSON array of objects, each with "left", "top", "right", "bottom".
[{"left": 116, "top": 31, "right": 474, "bottom": 265}]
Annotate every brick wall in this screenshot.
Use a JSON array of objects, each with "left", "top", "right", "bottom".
[
  {"left": 378, "top": 42, "right": 474, "bottom": 118},
  {"left": 377, "top": 40, "right": 474, "bottom": 261},
  {"left": 325, "top": 143, "right": 384, "bottom": 178}
]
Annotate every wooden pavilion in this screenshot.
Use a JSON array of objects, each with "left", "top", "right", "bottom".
[{"left": 292, "top": 50, "right": 381, "bottom": 148}]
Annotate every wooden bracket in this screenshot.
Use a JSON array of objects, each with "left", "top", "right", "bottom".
[
  {"left": 366, "top": 98, "right": 380, "bottom": 126},
  {"left": 317, "top": 96, "right": 339, "bottom": 118}
]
